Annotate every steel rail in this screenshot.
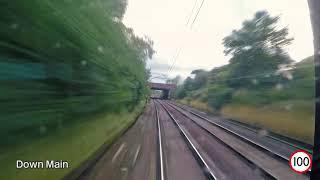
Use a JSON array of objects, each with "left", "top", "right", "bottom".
[
  {"left": 167, "top": 101, "right": 311, "bottom": 175},
  {"left": 168, "top": 101, "right": 289, "bottom": 161},
  {"left": 156, "top": 100, "right": 217, "bottom": 180},
  {"left": 164, "top": 101, "right": 277, "bottom": 179},
  {"left": 155, "top": 101, "right": 165, "bottom": 180}
]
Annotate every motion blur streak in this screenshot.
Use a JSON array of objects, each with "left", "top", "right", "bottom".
[{"left": 0, "top": 0, "right": 154, "bottom": 145}]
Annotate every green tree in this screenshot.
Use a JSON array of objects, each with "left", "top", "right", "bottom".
[
  {"left": 166, "top": 75, "right": 182, "bottom": 85},
  {"left": 223, "top": 11, "right": 293, "bottom": 88},
  {"left": 184, "top": 77, "right": 194, "bottom": 90},
  {"left": 174, "top": 85, "right": 187, "bottom": 99},
  {"left": 191, "top": 69, "right": 208, "bottom": 89},
  {"left": 173, "top": 76, "right": 192, "bottom": 99}
]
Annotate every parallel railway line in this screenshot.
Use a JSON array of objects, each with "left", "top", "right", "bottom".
[
  {"left": 161, "top": 101, "right": 276, "bottom": 179},
  {"left": 70, "top": 99, "right": 310, "bottom": 180},
  {"left": 156, "top": 100, "right": 308, "bottom": 179},
  {"left": 156, "top": 100, "right": 217, "bottom": 180},
  {"left": 168, "top": 101, "right": 312, "bottom": 176}
]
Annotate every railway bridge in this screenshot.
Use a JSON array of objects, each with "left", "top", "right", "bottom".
[{"left": 148, "top": 82, "right": 176, "bottom": 99}]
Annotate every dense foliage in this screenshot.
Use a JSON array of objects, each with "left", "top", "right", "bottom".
[
  {"left": 223, "top": 11, "right": 293, "bottom": 88},
  {"left": 172, "top": 11, "right": 314, "bottom": 110},
  {"left": 0, "top": 0, "right": 154, "bottom": 144}
]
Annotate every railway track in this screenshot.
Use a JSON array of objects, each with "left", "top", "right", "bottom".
[
  {"left": 167, "top": 100, "right": 313, "bottom": 170},
  {"left": 166, "top": 101, "right": 290, "bottom": 161},
  {"left": 155, "top": 100, "right": 278, "bottom": 180},
  {"left": 155, "top": 101, "right": 211, "bottom": 180},
  {"left": 158, "top": 102, "right": 308, "bottom": 179},
  {"left": 161, "top": 101, "right": 276, "bottom": 179},
  {"left": 169, "top": 101, "right": 312, "bottom": 156},
  {"left": 166, "top": 102, "right": 309, "bottom": 179},
  {"left": 220, "top": 119, "right": 313, "bottom": 154},
  {"left": 68, "top": 100, "right": 310, "bottom": 180},
  {"left": 155, "top": 102, "right": 165, "bottom": 180}
]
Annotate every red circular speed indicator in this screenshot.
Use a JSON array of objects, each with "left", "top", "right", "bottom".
[{"left": 289, "top": 150, "right": 312, "bottom": 174}]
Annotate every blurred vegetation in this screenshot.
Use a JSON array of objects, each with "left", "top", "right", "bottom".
[
  {"left": 171, "top": 11, "right": 315, "bottom": 143},
  {"left": 0, "top": 102, "right": 145, "bottom": 180},
  {"left": 0, "top": 0, "right": 155, "bottom": 179},
  {"left": 0, "top": 0, "right": 154, "bottom": 145}
]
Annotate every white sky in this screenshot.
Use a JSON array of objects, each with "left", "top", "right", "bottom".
[{"left": 123, "top": 0, "right": 313, "bottom": 82}]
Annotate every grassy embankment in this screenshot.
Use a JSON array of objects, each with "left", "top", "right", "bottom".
[
  {"left": 178, "top": 98, "right": 214, "bottom": 113},
  {"left": 177, "top": 56, "right": 315, "bottom": 144},
  {"left": 0, "top": 102, "right": 145, "bottom": 180},
  {"left": 221, "top": 101, "right": 314, "bottom": 143},
  {"left": 179, "top": 97, "right": 314, "bottom": 144}
]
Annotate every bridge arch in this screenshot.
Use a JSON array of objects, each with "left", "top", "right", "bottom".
[{"left": 148, "top": 82, "right": 176, "bottom": 99}]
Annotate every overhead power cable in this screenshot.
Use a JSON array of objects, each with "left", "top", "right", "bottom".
[
  {"left": 190, "top": 0, "right": 205, "bottom": 28},
  {"left": 185, "top": 0, "right": 198, "bottom": 26},
  {"left": 163, "top": 0, "right": 205, "bottom": 80},
  {"left": 167, "top": 47, "right": 182, "bottom": 75}
]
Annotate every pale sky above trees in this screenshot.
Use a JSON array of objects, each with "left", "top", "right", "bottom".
[{"left": 123, "top": 0, "right": 313, "bottom": 81}]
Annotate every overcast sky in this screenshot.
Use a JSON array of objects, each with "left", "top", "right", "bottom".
[{"left": 123, "top": 0, "right": 313, "bottom": 82}]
